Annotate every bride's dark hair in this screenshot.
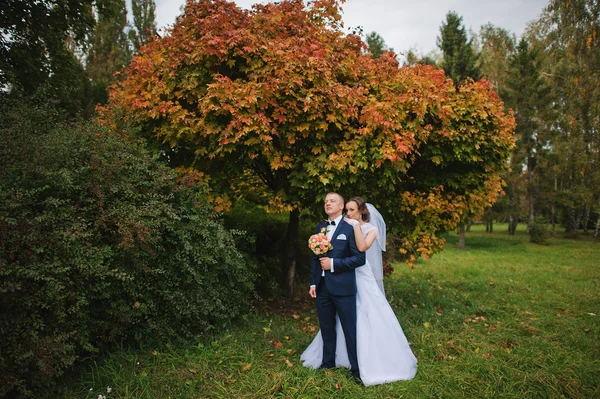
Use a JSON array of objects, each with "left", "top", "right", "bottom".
[{"left": 348, "top": 196, "right": 370, "bottom": 222}]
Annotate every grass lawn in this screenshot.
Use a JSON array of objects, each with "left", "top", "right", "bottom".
[{"left": 50, "top": 224, "right": 600, "bottom": 398}]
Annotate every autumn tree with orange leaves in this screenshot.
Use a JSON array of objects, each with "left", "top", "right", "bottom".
[{"left": 103, "top": 0, "right": 515, "bottom": 297}]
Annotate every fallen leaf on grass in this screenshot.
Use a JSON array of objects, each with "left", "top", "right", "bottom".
[
  {"left": 335, "top": 383, "right": 341, "bottom": 390},
  {"left": 273, "top": 341, "right": 282, "bottom": 348},
  {"left": 325, "top": 370, "right": 334, "bottom": 376},
  {"left": 423, "top": 322, "right": 431, "bottom": 329},
  {"left": 286, "top": 349, "right": 296, "bottom": 355},
  {"left": 292, "top": 314, "right": 300, "bottom": 319},
  {"left": 264, "top": 353, "right": 274, "bottom": 358},
  {"left": 241, "top": 364, "right": 252, "bottom": 371},
  {"left": 464, "top": 316, "right": 486, "bottom": 323},
  {"left": 283, "top": 358, "right": 293, "bottom": 367}
]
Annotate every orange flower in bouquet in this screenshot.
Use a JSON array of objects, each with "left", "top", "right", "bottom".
[{"left": 308, "top": 227, "right": 333, "bottom": 257}]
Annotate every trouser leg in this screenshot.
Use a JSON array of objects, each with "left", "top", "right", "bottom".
[{"left": 316, "top": 278, "right": 336, "bottom": 368}]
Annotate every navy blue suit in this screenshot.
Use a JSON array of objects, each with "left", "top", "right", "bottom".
[{"left": 311, "top": 218, "right": 365, "bottom": 375}]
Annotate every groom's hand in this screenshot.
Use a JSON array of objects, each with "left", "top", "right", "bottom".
[
  {"left": 309, "top": 286, "right": 316, "bottom": 298},
  {"left": 320, "top": 257, "right": 331, "bottom": 271}
]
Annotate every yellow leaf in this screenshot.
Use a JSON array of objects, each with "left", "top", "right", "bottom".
[
  {"left": 423, "top": 322, "right": 431, "bottom": 329},
  {"left": 242, "top": 363, "right": 252, "bottom": 371}
]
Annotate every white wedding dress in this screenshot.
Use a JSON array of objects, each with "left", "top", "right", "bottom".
[{"left": 300, "top": 222, "right": 418, "bottom": 386}]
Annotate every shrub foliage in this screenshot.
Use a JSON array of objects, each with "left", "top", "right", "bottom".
[
  {"left": 529, "top": 216, "right": 550, "bottom": 244},
  {"left": 0, "top": 100, "right": 254, "bottom": 395}
]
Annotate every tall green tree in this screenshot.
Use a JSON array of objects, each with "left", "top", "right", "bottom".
[
  {"left": 0, "top": 0, "right": 95, "bottom": 116},
  {"left": 476, "top": 24, "right": 519, "bottom": 233},
  {"left": 129, "top": 0, "right": 157, "bottom": 51},
  {"left": 437, "top": 11, "right": 481, "bottom": 85},
  {"left": 477, "top": 23, "right": 516, "bottom": 93},
  {"left": 502, "top": 38, "right": 551, "bottom": 230},
  {"left": 437, "top": 11, "right": 483, "bottom": 246},
  {"left": 87, "top": 0, "right": 131, "bottom": 105},
  {"left": 365, "top": 31, "right": 388, "bottom": 58}
]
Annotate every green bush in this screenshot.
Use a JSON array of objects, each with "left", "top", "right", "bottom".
[
  {"left": 0, "top": 99, "right": 254, "bottom": 396},
  {"left": 529, "top": 216, "right": 550, "bottom": 244}
]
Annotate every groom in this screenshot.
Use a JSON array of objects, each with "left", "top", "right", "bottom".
[{"left": 309, "top": 192, "right": 365, "bottom": 379}]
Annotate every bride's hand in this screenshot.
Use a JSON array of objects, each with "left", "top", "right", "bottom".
[{"left": 344, "top": 217, "right": 359, "bottom": 226}]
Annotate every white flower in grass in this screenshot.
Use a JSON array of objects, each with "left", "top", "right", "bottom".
[
  {"left": 98, "top": 395, "right": 105, "bottom": 399},
  {"left": 107, "top": 386, "right": 112, "bottom": 393}
]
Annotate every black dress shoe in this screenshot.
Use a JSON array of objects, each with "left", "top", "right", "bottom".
[{"left": 350, "top": 370, "right": 363, "bottom": 385}]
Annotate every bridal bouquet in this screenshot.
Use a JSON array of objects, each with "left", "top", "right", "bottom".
[{"left": 308, "top": 227, "right": 333, "bottom": 257}]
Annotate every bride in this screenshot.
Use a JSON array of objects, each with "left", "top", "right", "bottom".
[{"left": 301, "top": 197, "right": 418, "bottom": 386}]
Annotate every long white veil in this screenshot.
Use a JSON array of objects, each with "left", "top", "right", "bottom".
[{"left": 366, "top": 203, "right": 386, "bottom": 294}]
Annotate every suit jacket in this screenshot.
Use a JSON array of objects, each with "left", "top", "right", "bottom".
[{"left": 310, "top": 218, "right": 365, "bottom": 296}]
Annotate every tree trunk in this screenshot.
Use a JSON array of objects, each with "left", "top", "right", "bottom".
[
  {"left": 528, "top": 168, "right": 534, "bottom": 227},
  {"left": 458, "top": 223, "right": 465, "bottom": 248},
  {"left": 551, "top": 175, "right": 557, "bottom": 235},
  {"left": 594, "top": 216, "right": 600, "bottom": 237},
  {"left": 582, "top": 206, "right": 590, "bottom": 235},
  {"left": 466, "top": 219, "right": 472, "bottom": 232},
  {"left": 508, "top": 215, "right": 517, "bottom": 235},
  {"left": 489, "top": 220, "right": 493, "bottom": 233},
  {"left": 283, "top": 209, "right": 300, "bottom": 298},
  {"left": 574, "top": 207, "right": 584, "bottom": 232},
  {"left": 566, "top": 207, "right": 577, "bottom": 233},
  {"left": 551, "top": 202, "right": 556, "bottom": 235}
]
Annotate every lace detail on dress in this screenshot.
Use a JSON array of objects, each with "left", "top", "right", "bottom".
[{"left": 360, "top": 222, "right": 376, "bottom": 237}]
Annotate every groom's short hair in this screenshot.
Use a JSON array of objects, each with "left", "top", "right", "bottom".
[{"left": 327, "top": 192, "right": 344, "bottom": 204}]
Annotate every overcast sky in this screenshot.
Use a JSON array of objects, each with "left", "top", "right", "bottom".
[{"left": 149, "top": 0, "right": 548, "bottom": 57}]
